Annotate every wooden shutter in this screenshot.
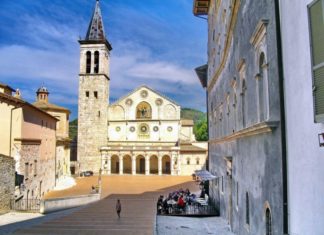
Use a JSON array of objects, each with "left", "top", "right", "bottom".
[{"left": 309, "top": 0, "right": 324, "bottom": 122}]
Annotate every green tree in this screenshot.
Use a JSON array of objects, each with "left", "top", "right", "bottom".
[{"left": 194, "top": 118, "right": 208, "bottom": 141}]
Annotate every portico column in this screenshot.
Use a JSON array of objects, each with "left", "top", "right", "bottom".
[
  {"left": 119, "top": 155, "right": 123, "bottom": 175},
  {"left": 132, "top": 155, "right": 136, "bottom": 175},
  {"left": 158, "top": 154, "right": 162, "bottom": 175},
  {"left": 107, "top": 154, "right": 111, "bottom": 175},
  {"left": 171, "top": 154, "right": 175, "bottom": 176},
  {"left": 177, "top": 153, "right": 181, "bottom": 176},
  {"left": 145, "top": 154, "right": 150, "bottom": 175}
]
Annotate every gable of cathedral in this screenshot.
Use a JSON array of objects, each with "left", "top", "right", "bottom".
[{"left": 108, "top": 85, "right": 180, "bottom": 121}]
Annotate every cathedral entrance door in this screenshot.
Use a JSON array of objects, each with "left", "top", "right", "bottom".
[{"left": 140, "top": 159, "right": 145, "bottom": 173}]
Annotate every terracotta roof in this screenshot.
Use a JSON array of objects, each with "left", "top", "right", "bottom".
[
  {"left": 33, "top": 101, "right": 70, "bottom": 113},
  {"left": 181, "top": 119, "right": 194, "bottom": 126},
  {"left": 180, "top": 143, "right": 207, "bottom": 152},
  {"left": 0, "top": 82, "right": 15, "bottom": 92},
  {"left": 0, "top": 93, "right": 58, "bottom": 121}
]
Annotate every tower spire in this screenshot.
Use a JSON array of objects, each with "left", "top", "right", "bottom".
[{"left": 86, "top": 0, "right": 106, "bottom": 41}]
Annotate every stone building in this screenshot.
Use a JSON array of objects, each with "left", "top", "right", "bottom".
[
  {"left": 33, "top": 86, "right": 71, "bottom": 182},
  {"left": 78, "top": 0, "right": 207, "bottom": 176},
  {"left": 193, "top": 0, "right": 285, "bottom": 234},
  {"left": 0, "top": 154, "right": 15, "bottom": 213},
  {"left": 193, "top": 0, "right": 324, "bottom": 234},
  {"left": 0, "top": 84, "right": 57, "bottom": 200}
]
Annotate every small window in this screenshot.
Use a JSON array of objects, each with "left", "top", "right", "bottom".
[
  {"left": 98, "top": 111, "right": 100, "bottom": 117},
  {"left": 86, "top": 51, "right": 91, "bottom": 73},
  {"left": 266, "top": 208, "right": 272, "bottom": 235},
  {"left": 309, "top": 0, "right": 324, "bottom": 122},
  {"left": 186, "top": 158, "right": 190, "bottom": 165},
  {"left": 25, "top": 163, "right": 29, "bottom": 180},
  {"left": 86, "top": 91, "right": 89, "bottom": 98},
  {"left": 196, "top": 158, "right": 200, "bottom": 165},
  {"left": 34, "top": 160, "right": 37, "bottom": 176},
  {"left": 94, "top": 51, "right": 99, "bottom": 73},
  {"left": 94, "top": 91, "right": 98, "bottom": 99},
  {"left": 246, "top": 192, "right": 250, "bottom": 225}
]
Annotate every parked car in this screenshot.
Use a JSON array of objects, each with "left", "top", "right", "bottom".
[{"left": 80, "top": 171, "right": 94, "bottom": 177}]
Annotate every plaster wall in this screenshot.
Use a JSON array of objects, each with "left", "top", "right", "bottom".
[
  {"left": 207, "top": 0, "right": 284, "bottom": 234},
  {"left": 280, "top": 1, "right": 324, "bottom": 234}
]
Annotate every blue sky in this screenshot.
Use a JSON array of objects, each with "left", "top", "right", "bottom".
[{"left": 0, "top": 0, "right": 207, "bottom": 119}]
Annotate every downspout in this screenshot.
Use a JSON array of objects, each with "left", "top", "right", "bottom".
[{"left": 274, "top": 0, "right": 288, "bottom": 234}]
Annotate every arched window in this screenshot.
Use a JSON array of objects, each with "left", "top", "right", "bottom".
[
  {"left": 94, "top": 51, "right": 99, "bottom": 73},
  {"left": 241, "top": 79, "right": 247, "bottom": 128},
  {"left": 266, "top": 208, "right": 272, "bottom": 235},
  {"left": 136, "top": 102, "right": 152, "bottom": 119},
  {"left": 86, "top": 51, "right": 91, "bottom": 73},
  {"left": 246, "top": 192, "right": 250, "bottom": 225},
  {"left": 258, "top": 52, "right": 266, "bottom": 121}
]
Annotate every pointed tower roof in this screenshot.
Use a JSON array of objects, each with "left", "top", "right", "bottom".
[{"left": 79, "top": 0, "right": 112, "bottom": 50}]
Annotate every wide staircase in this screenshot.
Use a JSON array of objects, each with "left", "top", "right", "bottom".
[{"left": 13, "top": 195, "right": 156, "bottom": 235}]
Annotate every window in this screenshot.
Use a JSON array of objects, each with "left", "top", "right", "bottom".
[
  {"left": 98, "top": 111, "right": 100, "bottom": 117},
  {"left": 309, "top": 0, "right": 324, "bottom": 122},
  {"left": 86, "top": 91, "right": 89, "bottom": 98},
  {"left": 25, "top": 163, "right": 29, "bottom": 180},
  {"left": 34, "top": 160, "right": 37, "bottom": 176},
  {"left": 187, "top": 158, "right": 190, "bottom": 165},
  {"left": 136, "top": 102, "right": 152, "bottom": 119},
  {"left": 221, "top": 176, "right": 224, "bottom": 193},
  {"left": 94, "top": 91, "right": 98, "bottom": 99},
  {"left": 94, "top": 51, "right": 99, "bottom": 73},
  {"left": 86, "top": 51, "right": 91, "bottom": 73},
  {"left": 266, "top": 208, "right": 272, "bottom": 235},
  {"left": 246, "top": 192, "right": 250, "bottom": 225},
  {"left": 196, "top": 158, "right": 200, "bottom": 165},
  {"left": 257, "top": 52, "right": 266, "bottom": 122}
]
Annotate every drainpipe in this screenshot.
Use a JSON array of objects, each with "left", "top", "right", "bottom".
[{"left": 274, "top": 0, "right": 288, "bottom": 234}]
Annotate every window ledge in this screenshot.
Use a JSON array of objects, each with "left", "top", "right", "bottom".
[{"left": 209, "top": 121, "right": 279, "bottom": 144}]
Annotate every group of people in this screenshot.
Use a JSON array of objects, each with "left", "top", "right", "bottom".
[{"left": 156, "top": 188, "right": 208, "bottom": 214}]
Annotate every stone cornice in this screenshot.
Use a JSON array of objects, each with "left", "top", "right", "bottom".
[
  {"left": 209, "top": 121, "right": 279, "bottom": 144},
  {"left": 207, "top": 0, "right": 241, "bottom": 92},
  {"left": 250, "top": 19, "right": 269, "bottom": 48}
]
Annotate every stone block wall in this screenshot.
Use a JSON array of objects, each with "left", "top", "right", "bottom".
[{"left": 0, "top": 154, "right": 15, "bottom": 213}]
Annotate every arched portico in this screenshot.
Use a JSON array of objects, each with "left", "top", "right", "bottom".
[
  {"left": 136, "top": 155, "right": 145, "bottom": 174},
  {"left": 162, "top": 155, "right": 171, "bottom": 174},
  {"left": 150, "top": 155, "right": 158, "bottom": 174},
  {"left": 111, "top": 155, "right": 119, "bottom": 174},
  {"left": 123, "top": 155, "right": 132, "bottom": 174}
]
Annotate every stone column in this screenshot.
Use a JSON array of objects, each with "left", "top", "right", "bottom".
[
  {"left": 145, "top": 154, "right": 150, "bottom": 175},
  {"left": 171, "top": 153, "right": 175, "bottom": 176},
  {"left": 132, "top": 155, "right": 136, "bottom": 175},
  {"left": 177, "top": 153, "right": 181, "bottom": 176},
  {"left": 119, "top": 155, "right": 123, "bottom": 175},
  {"left": 158, "top": 154, "right": 162, "bottom": 175},
  {"left": 107, "top": 154, "right": 111, "bottom": 175}
]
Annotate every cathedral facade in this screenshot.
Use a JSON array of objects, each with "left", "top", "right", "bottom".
[{"left": 77, "top": 1, "right": 207, "bottom": 176}]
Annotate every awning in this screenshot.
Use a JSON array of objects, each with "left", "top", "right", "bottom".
[{"left": 194, "top": 170, "right": 216, "bottom": 181}]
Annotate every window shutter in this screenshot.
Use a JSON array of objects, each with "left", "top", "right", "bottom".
[{"left": 309, "top": 0, "right": 324, "bottom": 122}]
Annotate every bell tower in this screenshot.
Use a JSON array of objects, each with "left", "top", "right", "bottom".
[{"left": 77, "top": 0, "right": 112, "bottom": 173}]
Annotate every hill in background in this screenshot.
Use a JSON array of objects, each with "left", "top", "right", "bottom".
[{"left": 69, "top": 108, "right": 207, "bottom": 141}]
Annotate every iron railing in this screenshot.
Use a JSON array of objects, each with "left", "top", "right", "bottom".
[{"left": 10, "top": 199, "right": 41, "bottom": 212}]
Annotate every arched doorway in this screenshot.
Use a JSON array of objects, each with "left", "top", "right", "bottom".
[
  {"left": 123, "top": 155, "right": 132, "bottom": 174},
  {"left": 162, "top": 155, "right": 171, "bottom": 174},
  {"left": 150, "top": 155, "right": 158, "bottom": 174},
  {"left": 266, "top": 208, "right": 272, "bottom": 235},
  {"left": 136, "top": 155, "right": 145, "bottom": 174},
  {"left": 111, "top": 155, "right": 119, "bottom": 174}
]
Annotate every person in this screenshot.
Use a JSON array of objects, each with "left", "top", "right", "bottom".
[
  {"left": 178, "top": 195, "right": 185, "bottom": 210},
  {"left": 157, "top": 195, "right": 163, "bottom": 214},
  {"left": 116, "top": 199, "right": 121, "bottom": 218}
]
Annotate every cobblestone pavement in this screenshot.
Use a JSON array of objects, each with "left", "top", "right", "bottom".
[
  {"left": 156, "top": 216, "right": 234, "bottom": 235},
  {"left": 1, "top": 175, "right": 201, "bottom": 235}
]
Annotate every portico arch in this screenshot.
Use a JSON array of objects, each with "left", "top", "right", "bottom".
[
  {"left": 150, "top": 155, "right": 158, "bottom": 174},
  {"left": 123, "top": 155, "right": 132, "bottom": 174},
  {"left": 162, "top": 155, "right": 171, "bottom": 174},
  {"left": 136, "top": 155, "right": 145, "bottom": 174},
  {"left": 111, "top": 155, "right": 119, "bottom": 174}
]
